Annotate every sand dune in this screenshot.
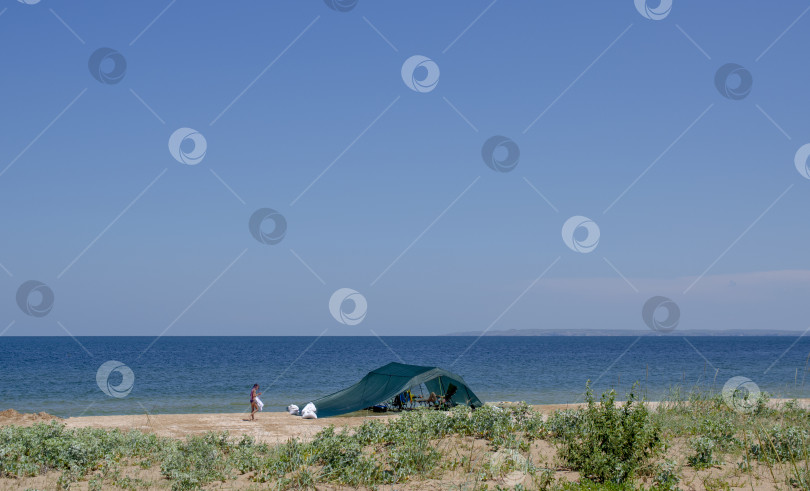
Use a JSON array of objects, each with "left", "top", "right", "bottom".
[
  {"left": 57, "top": 404, "right": 582, "bottom": 444},
  {"left": 0, "top": 403, "right": 585, "bottom": 444},
  {"left": 4, "top": 399, "right": 808, "bottom": 445}
]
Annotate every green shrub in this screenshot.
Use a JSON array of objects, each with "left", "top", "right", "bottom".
[
  {"left": 532, "top": 468, "right": 556, "bottom": 490},
  {"left": 696, "top": 416, "right": 738, "bottom": 451},
  {"left": 703, "top": 476, "right": 732, "bottom": 491},
  {"left": 386, "top": 439, "right": 442, "bottom": 480},
  {"left": 159, "top": 433, "right": 230, "bottom": 490},
  {"left": 683, "top": 411, "right": 738, "bottom": 469},
  {"left": 546, "top": 409, "right": 583, "bottom": 439},
  {"left": 554, "top": 383, "right": 661, "bottom": 483},
  {"left": 753, "top": 392, "right": 771, "bottom": 416},
  {"left": 353, "top": 419, "right": 387, "bottom": 445},
  {"left": 227, "top": 434, "right": 267, "bottom": 474},
  {"left": 0, "top": 421, "right": 165, "bottom": 487},
  {"left": 750, "top": 424, "right": 809, "bottom": 463},
  {"left": 789, "top": 468, "right": 810, "bottom": 490},
  {"left": 687, "top": 436, "right": 720, "bottom": 469},
  {"left": 310, "top": 426, "right": 380, "bottom": 485},
  {"left": 560, "top": 478, "right": 637, "bottom": 490},
  {"left": 256, "top": 438, "right": 309, "bottom": 480},
  {"left": 653, "top": 459, "right": 681, "bottom": 490},
  {"left": 290, "top": 467, "right": 316, "bottom": 489}
]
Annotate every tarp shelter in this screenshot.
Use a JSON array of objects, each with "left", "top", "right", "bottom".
[{"left": 303, "top": 362, "right": 483, "bottom": 418}]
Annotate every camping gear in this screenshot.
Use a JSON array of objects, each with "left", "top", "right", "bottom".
[
  {"left": 301, "top": 402, "right": 317, "bottom": 419},
  {"left": 395, "top": 390, "right": 413, "bottom": 410},
  {"left": 414, "top": 392, "right": 438, "bottom": 407},
  {"left": 287, "top": 404, "right": 299, "bottom": 415},
  {"left": 439, "top": 383, "right": 458, "bottom": 409},
  {"left": 301, "top": 362, "right": 483, "bottom": 418}
]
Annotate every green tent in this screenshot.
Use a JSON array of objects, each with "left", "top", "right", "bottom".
[{"left": 303, "top": 362, "right": 483, "bottom": 418}]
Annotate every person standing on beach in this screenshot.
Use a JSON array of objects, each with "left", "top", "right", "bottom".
[{"left": 249, "top": 384, "right": 262, "bottom": 421}]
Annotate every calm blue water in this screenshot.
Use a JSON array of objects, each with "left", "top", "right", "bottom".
[{"left": 1, "top": 336, "right": 809, "bottom": 417}]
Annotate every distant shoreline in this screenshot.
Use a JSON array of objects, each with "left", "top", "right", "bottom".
[
  {"left": 1, "top": 330, "right": 808, "bottom": 337},
  {"left": 442, "top": 328, "right": 808, "bottom": 337}
]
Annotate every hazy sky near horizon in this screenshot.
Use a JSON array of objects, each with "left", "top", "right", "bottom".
[{"left": 1, "top": 0, "right": 809, "bottom": 337}]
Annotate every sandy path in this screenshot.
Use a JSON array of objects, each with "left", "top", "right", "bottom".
[
  {"left": 62, "top": 411, "right": 398, "bottom": 444},
  {"left": 56, "top": 403, "right": 592, "bottom": 443}
]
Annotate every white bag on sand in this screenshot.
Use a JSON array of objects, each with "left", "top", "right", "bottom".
[
  {"left": 287, "top": 404, "right": 299, "bottom": 415},
  {"left": 301, "top": 402, "right": 317, "bottom": 419},
  {"left": 255, "top": 398, "right": 264, "bottom": 411}
]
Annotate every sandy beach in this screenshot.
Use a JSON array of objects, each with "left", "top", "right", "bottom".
[
  {"left": 1, "top": 403, "right": 586, "bottom": 444},
  {"left": 71, "top": 411, "right": 399, "bottom": 445},
  {"left": 4, "top": 400, "right": 809, "bottom": 444},
  {"left": 4, "top": 400, "right": 810, "bottom": 490}
]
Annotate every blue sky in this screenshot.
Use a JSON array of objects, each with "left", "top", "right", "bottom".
[{"left": 1, "top": 0, "right": 809, "bottom": 336}]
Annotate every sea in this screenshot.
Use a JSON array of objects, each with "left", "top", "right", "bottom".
[{"left": 1, "top": 336, "right": 809, "bottom": 417}]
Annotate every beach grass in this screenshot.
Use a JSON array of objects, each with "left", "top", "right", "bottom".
[{"left": 1, "top": 386, "right": 809, "bottom": 490}]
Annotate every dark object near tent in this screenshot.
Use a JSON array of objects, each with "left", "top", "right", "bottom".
[{"left": 303, "top": 362, "right": 483, "bottom": 418}]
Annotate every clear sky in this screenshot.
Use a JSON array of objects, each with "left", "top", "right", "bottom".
[{"left": 1, "top": 0, "right": 809, "bottom": 336}]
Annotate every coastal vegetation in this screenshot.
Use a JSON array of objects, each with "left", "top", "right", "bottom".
[{"left": 1, "top": 386, "right": 808, "bottom": 490}]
